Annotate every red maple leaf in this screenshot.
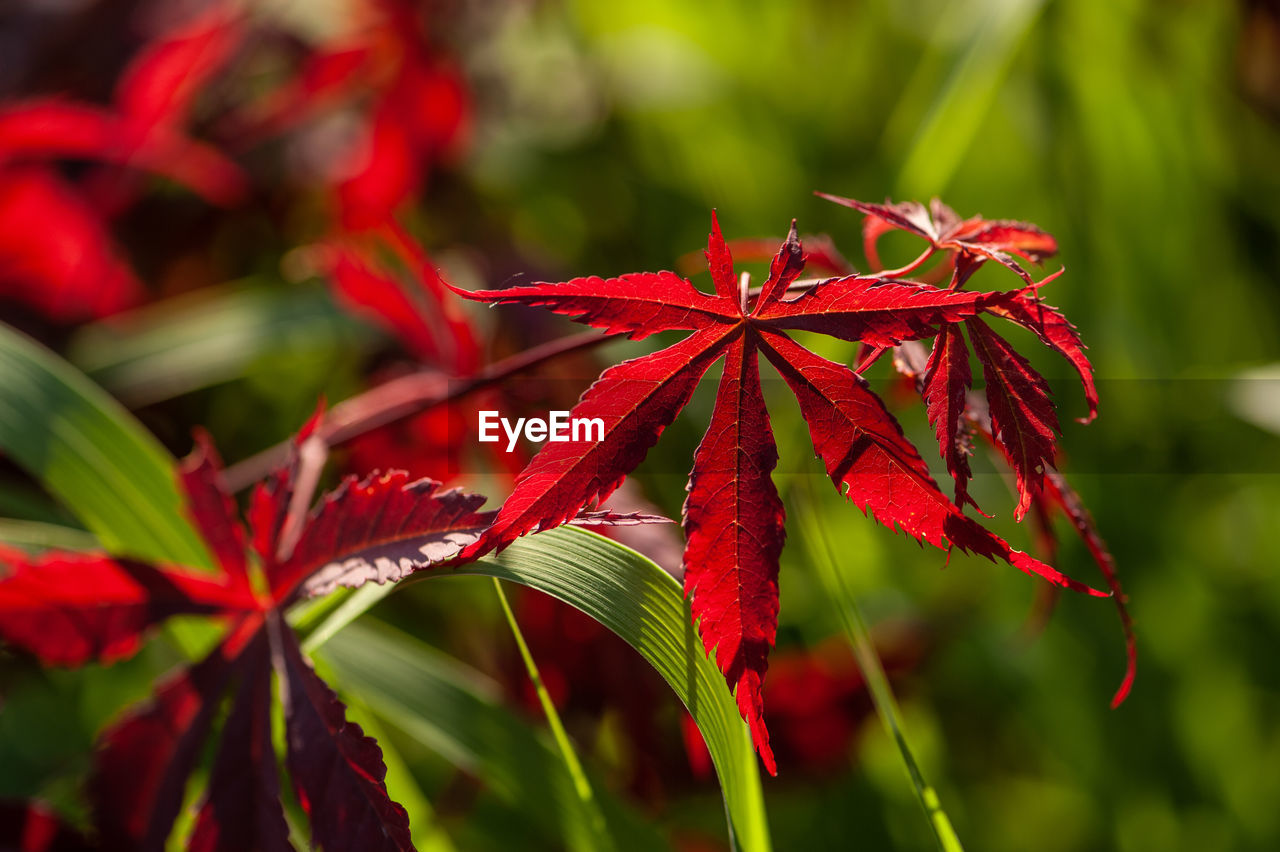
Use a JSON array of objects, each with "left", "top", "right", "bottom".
[
  {"left": 827, "top": 192, "right": 1099, "bottom": 512},
  {"left": 890, "top": 341, "right": 1133, "bottom": 705},
  {"left": 450, "top": 211, "right": 1108, "bottom": 774},
  {"left": 0, "top": 419, "right": 494, "bottom": 851},
  {"left": 818, "top": 192, "right": 1058, "bottom": 286}
]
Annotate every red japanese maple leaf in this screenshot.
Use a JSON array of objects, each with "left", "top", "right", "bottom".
[
  {"left": 818, "top": 192, "right": 1058, "bottom": 286},
  {"left": 891, "top": 340, "right": 1133, "bottom": 704},
  {"left": 822, "top": 193, "right": 1099, "bottom": 521},
  {"left": 0, "top": 419, "right": 494, "bottom": 851},
  {"left": 450, "top": 211, "right": 1108, "bottom": 774}
]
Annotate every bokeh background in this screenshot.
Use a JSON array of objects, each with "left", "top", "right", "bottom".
[{"left": 1, "top": 0, "right": 1279, "bottom": 849}]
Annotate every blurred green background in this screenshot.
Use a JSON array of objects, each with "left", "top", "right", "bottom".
[{"left": 2, "top": 0, "right": 1280, "bottom": 849}]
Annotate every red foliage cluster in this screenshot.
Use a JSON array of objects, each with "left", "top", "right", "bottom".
[
  {"left": 450, "top": 201, "right": 1120, "bottom": 773},
  {"left": 0, "top": 415, "right": 492, "bottom": 851}
]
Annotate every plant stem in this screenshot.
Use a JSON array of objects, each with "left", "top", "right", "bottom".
[
  {"left": 879, "top": 247, "right": 937, "bottom": 278},
  {"left": 224, "top": 329, "right": 618, "bottom": 491}
]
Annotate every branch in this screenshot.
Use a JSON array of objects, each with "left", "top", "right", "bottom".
[{"left": 223, "top": 329, "right": 619, "bottom": 491}]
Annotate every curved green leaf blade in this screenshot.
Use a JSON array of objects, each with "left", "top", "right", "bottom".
[
  {"left": 0, "top": 322, "right": 211, "bottom": 567},
  {"left": 320, "top": 618, "right": 667, "bottom": 852},
  {"left": 67, "top": 281, "right": 372, "bottom": 407},
  {"left": 461, "top": 525, "right": 771, "bottom": 852}
]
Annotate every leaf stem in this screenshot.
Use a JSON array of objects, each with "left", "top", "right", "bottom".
[
  {"left": 793, "top": 478, "right": 965, "bottom": 852},
  {"left": 878, "top": 247, "right": 937, "bottom": 278},
  {"left": 491, "top": 577, "right": 614, "bottom": 851}
]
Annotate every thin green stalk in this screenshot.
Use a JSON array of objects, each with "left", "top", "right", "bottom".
[
  {"left": 491, "top": 577, "right": 615, "bottom": 852},
  {"left": 793, "top": 478, "right": 965, "bottom": 852}
]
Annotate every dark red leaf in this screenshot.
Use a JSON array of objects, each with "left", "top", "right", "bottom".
[
  {"left": 0, "top": 166, "right": 141, "bottom": 321},
  {"left": 2, "top": 413, "right": 500, "bottom": 850},
  {"left": 281, "top": 471, "right": 491, "bottom": 599},
  {"left": 277, "top": 629, "right": 413, "bottom": 852},
  {"left": 0, "top": 548, "right": 252, "bottom": 666},
  {"left": 90, "top": 618, "right": 260, "bottom": 852},
  {"left": 758, "top": 329, "right": 1104, "bottom": 597},
  {"left": 179, "top": 431, "right": 250, "bottom": 592},
  {"left": 967, "top": 317, "right": 1058, "bottom": 521},
  {"left": 0, "top": 802, "right": 94, "bottom": 852},
  {"left": 188, "top": 636, "right": 294, "bottom": 852},
  {"left": 683, "top": 334, "right": 784, "bottom": 775},
  {"left": 921, "top": 324, "right": 977, "bottom": 509}
]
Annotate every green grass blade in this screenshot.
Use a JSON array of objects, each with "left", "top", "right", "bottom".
[
  {"left": 491, "top": 576, "right": 615, "bottom": 850},
  {"left": 0, "top": 322, "right": 212, "bottom": 567},
  {"left": 0, "top": 519, "right": 99, "bottom": 553},
  {"left": 888, "top": 0, "right": 1048, "bottom": 197},
  {"left": 320, "top": 618, "right": 667, "bottom": 852},
  {"left": 793, "top": 481, "right": 964, "bottom": 852}
]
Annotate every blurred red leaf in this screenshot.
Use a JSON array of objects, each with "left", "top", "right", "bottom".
[
  {"left": 0, "top": 99, "right": 245, "bottom": 207},
  {"left": 90, "top": 619, "right": 261, "bottom": 852},
  {"left": 0, "top": 802, "right": 94, "bottom": 852},
  {"left": 0, "top": 546, "right": 252, "bottom": 667},
  {"left": 0, "top": 166, "right": 141, "bottom": 321},
  {"left": 115, "top": 2, "right": 244, "bottom": 131}
]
